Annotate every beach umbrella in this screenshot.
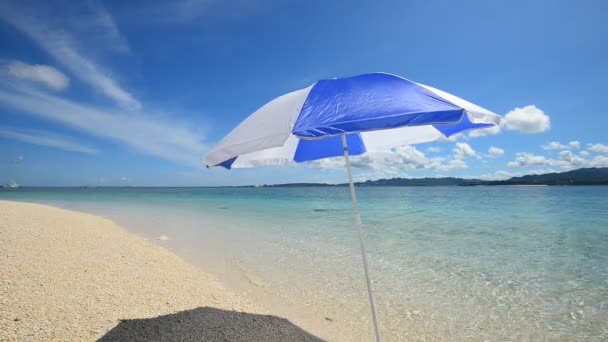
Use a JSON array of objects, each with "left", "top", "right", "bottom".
[{"left": 203, "top": 72, "right": 502, "bottom": 341}]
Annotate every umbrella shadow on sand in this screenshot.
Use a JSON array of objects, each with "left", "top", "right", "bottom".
[{"left": 98, "top": 307, "right": 325, "bottom": 342}]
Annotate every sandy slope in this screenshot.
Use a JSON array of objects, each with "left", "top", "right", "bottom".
[{"left": 0, "top": 201, "right": 323, "bottom": 341}]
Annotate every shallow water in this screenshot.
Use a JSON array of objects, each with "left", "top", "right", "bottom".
[{"left": 2, "top": 186, "right": 607, "bottom": 341}]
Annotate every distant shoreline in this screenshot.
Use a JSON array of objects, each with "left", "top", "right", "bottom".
[
  {"left": 1, "top": 183, "right": 606, "bottom": 189},
  {"left": 4, "top": 167, "right": 607, "bottom": 188}
]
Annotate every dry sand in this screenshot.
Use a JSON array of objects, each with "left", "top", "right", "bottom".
[{"left": 0, "top": 201, "right": 324, "bottom": 341}]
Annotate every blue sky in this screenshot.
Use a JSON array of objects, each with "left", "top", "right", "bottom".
[{"left": 1, "top": 0, "right": 607, "bottom": 186}]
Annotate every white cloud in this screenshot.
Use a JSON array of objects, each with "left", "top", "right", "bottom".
[
  {"left": 507, "top": 151, "right": 588, "bottom": 170},
  {"left": 588, "top": 144, "right": 608, "bottom": 154},
  {"left": 426, "top": 146, "right": 442, "bottom": 153},
  {"left": 350, "top": 145, "right": 429, "bottom": 171},
  {"left": 70, "top": 1, "right": 131, "bottom": 53},
  {"left": 0, "top": 83, "right": 206, "bottom": 165},
  {"left": 467, "top": 105, "right": 550, "bottom": 138},
  {"left": 0, "top": 1, "right": 140, "bottom": 109},
  {"left": 310, "top": 145, "right": 469, "bottom": 174},
  {"left": 488, "top": 146, "right": 504, "bottom": 156},
  {"left": 558, "top": 150, "right": 573, "bottom": 161},
  {"left": 453, "top": 142, "right": 476, "bottom": 159},
  {"left": 0, "top": 2, "right": 209, "bottom": 166},
  {"left": 590, "top": 156, "right": 608, "bottom": 167},
  {"left": 507, "top": 153, "right": 552, "bottom": 168},
  {"left": 0, "top": 127, "right": 96, "bottom": 154},
  {"left": 447, "top": 159, "right": 467, "bottom": 169},
  {"left": 394, "top": 145, "right": 428, "bottom": 166},
  {"left": 468, "top": 125, "right": 501, "bottom": 138},
  {"left": 558, "top": 150, "right": 585, "bottom": 166},
  {"left": 579, "top": 151, "right": 590, "bottom": 157},
  {"left": 7, "top": 61, "right": 69, "bottom": 91},
  {"left": 307, "top": 157, "right": 344, "bottom": 170},
  {"left": 422, "top": 157, "right": 449, "bottom": 171},
  {"left": 542, "top": 141, "right": 567, "bottom": 150},
  {"left": 502, "top": 105, "right": 550, "bottom": 133},
  {"left": 542, "top": 141, "right": 582, "bottom": 151},
  {"left": 507, "top": 152, "right": 583, "bottom": 169}
]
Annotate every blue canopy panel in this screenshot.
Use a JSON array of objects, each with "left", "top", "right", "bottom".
[
  {"left": 216, "top": 156, "right": 237, "bottom": 169},
  {"left": 294, "top": 133, "right": 365, "bottom": 162},
  {"left": 433, "top": 113, "right": 495, "bottom": 137},
  {"left": 292, "top": 73, "right": 465, "bottom": 138}
]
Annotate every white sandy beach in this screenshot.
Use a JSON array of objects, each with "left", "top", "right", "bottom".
[{"left": 0, "top": 201, "right": 326, "bottom": 341}]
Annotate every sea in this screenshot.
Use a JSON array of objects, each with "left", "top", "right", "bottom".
[{"left": 1, "top": 186, "right": 607, "bottom": 341}]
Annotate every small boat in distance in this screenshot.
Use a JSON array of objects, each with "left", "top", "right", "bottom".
[{"left": 4, "top": 179, "right": 20, "bottom": 188}]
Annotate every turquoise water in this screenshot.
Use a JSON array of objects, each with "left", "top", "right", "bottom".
[{"left": 2, "top": 186, "right": 607, "bottom": 341}]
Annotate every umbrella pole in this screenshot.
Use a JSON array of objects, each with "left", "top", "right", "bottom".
[{"left": 341, "top": 134, "right": 381, "bottom": 342}]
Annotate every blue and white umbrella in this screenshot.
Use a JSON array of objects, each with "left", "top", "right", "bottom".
[{"left": 204, "top": 72, "right": 502, "bottom": 341}]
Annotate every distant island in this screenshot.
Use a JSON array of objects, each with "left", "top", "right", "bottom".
[{"left": 260, "top": 167, "right": 608, "bottom": 187}]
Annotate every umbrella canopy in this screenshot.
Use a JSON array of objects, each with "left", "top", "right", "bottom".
[
  {"left": 204, "top": 73, "right": 501, "bottom": 169},
  {"left": 203, "top": 72, "right": 502, "bottom": 342}
]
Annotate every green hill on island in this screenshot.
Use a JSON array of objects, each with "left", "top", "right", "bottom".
[{"left": 263, "top": 167, "right": 608, "bottom": 187}]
